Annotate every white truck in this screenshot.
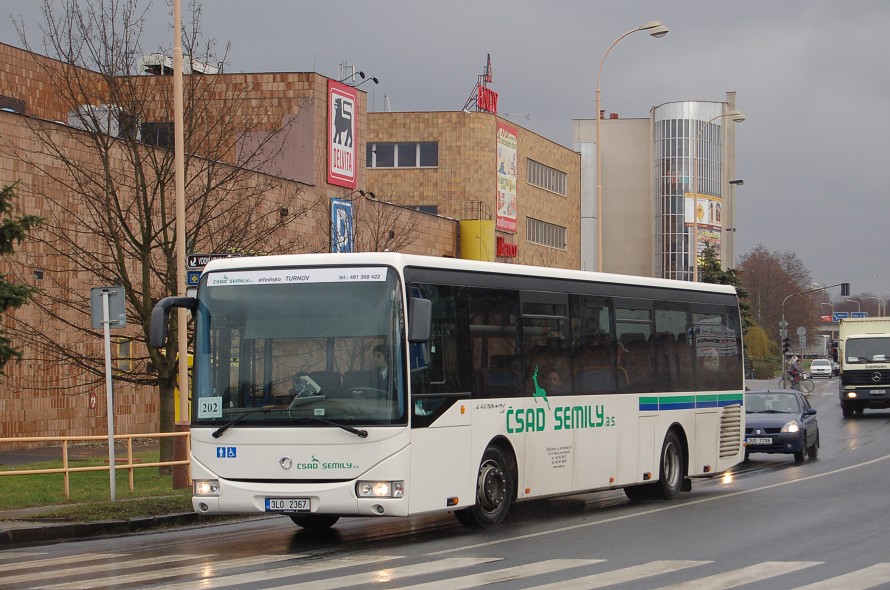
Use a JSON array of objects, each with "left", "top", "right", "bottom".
[{"left": 837, "top": 317, "right": 890, "bottom": 418}]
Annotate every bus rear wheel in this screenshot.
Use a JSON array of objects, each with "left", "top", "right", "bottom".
[
  {"left": 455, "top": 446, "right": 514, "bottom": 528},
  {"left": 655, "top": 430, "right": 684, "bottom": 500},
  {"left": 624, "top": 431, "right": 685, "bottom": 502},
  {"left": 289, "top": 514, "right": 340, "bottom": 530}
]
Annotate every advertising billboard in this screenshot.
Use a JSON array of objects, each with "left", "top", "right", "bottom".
[{"left": 327, "top": 80, "right": 357, "bottom": 188}]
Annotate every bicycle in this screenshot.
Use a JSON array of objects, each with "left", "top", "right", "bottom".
[{"left": 778, "top": 373, "right": 814, "bottom": 393}]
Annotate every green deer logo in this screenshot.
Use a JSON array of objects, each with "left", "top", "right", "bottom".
[{"left": 531, "top": 366, "right": 551, "bottom": 410}]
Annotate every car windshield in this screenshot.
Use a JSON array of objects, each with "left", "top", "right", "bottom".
[
  {"left": 811, "top": 360, "right": 829, "bottom": 367},
  {"left": 746, "top": 393, "right": 800, "bottom": 414},
  {"left": 191, "top": 266, "right": 407, "bottom": 427}
]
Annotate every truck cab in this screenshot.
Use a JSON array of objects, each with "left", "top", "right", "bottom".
[{"left": 837, "top": 318, "right": 890, "bottom": 418}]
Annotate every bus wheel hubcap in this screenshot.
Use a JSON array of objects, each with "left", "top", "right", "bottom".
[{"left": 478, "top": 462, "right": 505, "bottom": 511}]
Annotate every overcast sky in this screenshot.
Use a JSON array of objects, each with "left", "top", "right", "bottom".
[{"left": 4, "top": 1, "right": 889, "bottom": 300}]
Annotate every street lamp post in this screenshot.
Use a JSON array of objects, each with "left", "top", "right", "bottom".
[
  {"left": 691, "top": 110, "right": 746, "bottom": 281},
  {"left": 868, "top": 296, "right": 886, "bottom": 316},
  {"left": 726, "top": 179, "right": 743, "bottom": 268},
  {"left": 173, "top": 0, "right": 188, "bottom": 424},
  {"left": 595, "top": 21, "right": 668, "bottom": 272},
  {"left": 845, "top": 299, "right": 861, "bottom": 313}
]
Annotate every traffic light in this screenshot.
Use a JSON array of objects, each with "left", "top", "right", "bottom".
[
  {"left": 782, "top": 337, "right": 790, "bottom": 354},
  {"left": 841, "top": 283, "right": 850, "bottom": 296}
]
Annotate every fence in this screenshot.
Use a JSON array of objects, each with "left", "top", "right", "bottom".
[{"left": 0, "top": 431, "right": 190, "bottom": 501}]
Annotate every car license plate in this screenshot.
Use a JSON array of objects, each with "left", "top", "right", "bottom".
[
  {"left": 746, "top": 437, "right": 771, "bottom": 445},
  {"left": 265, "top": 498, "right": 310, "bottom": 512},
  {"left": 869, "top": 389, "right": 886, "bottom": 395}
]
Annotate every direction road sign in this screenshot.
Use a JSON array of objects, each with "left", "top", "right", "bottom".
[
  {"left": 187, "top": 253, "right": 240, "bottom": 269},
  {"left": 833, "top": 312, "right": 850, "bottom": 321}
]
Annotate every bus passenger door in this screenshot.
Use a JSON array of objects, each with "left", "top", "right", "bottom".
[{"left": 519, "top": 291, "right": 574, "bottom": 497}]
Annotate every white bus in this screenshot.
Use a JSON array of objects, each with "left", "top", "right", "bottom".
[{"left": 151, "top": 252, "right": 745, "bottom": 530}]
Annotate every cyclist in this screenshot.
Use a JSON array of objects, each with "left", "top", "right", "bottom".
[{"left": 787, "top": 356, "right": 803, "bottom": 390}]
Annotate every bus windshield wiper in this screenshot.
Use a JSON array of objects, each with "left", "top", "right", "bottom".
[
  {"left": 212, "top": 408, "right": 272, "bottom": 438},
  {"left": 293, "top": 415, "right": 368, "bottom": 438}
]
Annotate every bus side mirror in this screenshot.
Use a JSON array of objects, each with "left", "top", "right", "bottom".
[
  {"left": 407, "top": 297, "right": 432, "bottom": 343},
  {"left": 150, "top": 296, "right": 197, "bottom": 348}
]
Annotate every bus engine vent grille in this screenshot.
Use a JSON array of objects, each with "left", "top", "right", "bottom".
[{"left": 718, "top": 404, "right": 742, "bottom": 458}]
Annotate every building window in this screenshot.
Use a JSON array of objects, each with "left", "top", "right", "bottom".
[
  {"left": 0, "top": 95, "right": 26, "bottom": 114},
  {"left": 411, "top": 205, "right": 439, "bottom": 214},
  {"left": 140, "top": 122, "right": 174, "bottom": 148},
  {"left": 527, "top": 159, "right": 567, "bottom": 196},
  {"left": 115, "top": 339, "right": 132, "bottom": 372},
  {"left": 527, "top": 217, "right": 567, "bottom": 249},
  {"left": 367, "top": 142, "right": 438, "bottom": 168}
]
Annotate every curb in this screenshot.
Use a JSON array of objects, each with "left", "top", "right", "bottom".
[{"left": 0, "top": 513, "right": 205, "bottom": 549}]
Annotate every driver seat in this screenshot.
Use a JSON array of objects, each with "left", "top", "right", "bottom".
[{"left": 343, "top": 370, "right": 374, "bottom": 390}]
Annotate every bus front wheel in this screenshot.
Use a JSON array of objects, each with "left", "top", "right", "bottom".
[
  {"left": 289, "top": 514, "right": 340, "bottom": 530},
  {"left": 455, "top": 446, "right": 514, "bottom": 528}
]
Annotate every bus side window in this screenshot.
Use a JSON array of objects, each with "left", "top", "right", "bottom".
[{"left": 467, "top": 287, "right": 520, "bottom": 397}]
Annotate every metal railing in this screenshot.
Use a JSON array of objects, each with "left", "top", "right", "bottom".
[{"left": 0, "top": 432, "right": 190, "bottom": 501}]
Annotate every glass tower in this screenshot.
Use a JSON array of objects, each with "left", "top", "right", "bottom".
[{"left": 653, "top": 101, "right": 728, "bottom": 281}]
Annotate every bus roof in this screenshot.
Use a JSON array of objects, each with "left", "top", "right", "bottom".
[{"left": 202, "top": 252, "right": 737, "bottom": 296}]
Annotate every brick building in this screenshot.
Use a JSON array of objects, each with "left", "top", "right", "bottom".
[
  {"left": 366, "top": 111, "right": 581, "bottom": 269},
  {"left": 0, "top": 43, "right": 459, "bottom": 443}
]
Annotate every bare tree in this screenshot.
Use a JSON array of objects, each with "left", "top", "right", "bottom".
[
  {"left": 5, "top": 0, "right": 322, "bottom": 461},
  {"left": 737, "top": 244, "right": 815, "bottom": 346},
  {"left": 353, "top": 192, "right": 420, "bottom": 253}
]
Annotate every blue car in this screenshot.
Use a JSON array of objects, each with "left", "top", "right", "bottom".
[{"left": 744, "top": 389, "right": 819, "bottom": 463}]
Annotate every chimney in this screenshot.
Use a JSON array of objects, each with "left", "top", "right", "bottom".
[{"left": 610, "top": 113, "right": 619, "bottom": 119}]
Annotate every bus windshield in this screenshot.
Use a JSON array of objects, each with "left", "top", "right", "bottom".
[{"left": 192, "top": 266, "right": 406, "bottom": 427}]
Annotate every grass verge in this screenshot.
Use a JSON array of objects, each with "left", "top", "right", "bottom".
[{"left": 1, "top": 448, "right": 193, "bottom": 521}]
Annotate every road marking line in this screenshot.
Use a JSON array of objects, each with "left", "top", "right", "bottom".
[
  {"left": 0, "top": 553, "right": 122, "bottom": 571},
  {"left": 654, "top": 561, "right": 822, "bottom": 589},
  {"left": 2, "top": 554, "right": 208, "bottom": 585},
  {"left": 791, "top": 563, "right": 890, "bottom": 590},
  {"left": 520, "top": 560, "right": 709, "bottom": 590},
  {"left": 149, "top": 556, "right": 493, "bottom": 590},
  {"left": 36, "top": 554, "right": 298, "bottom": 589},
  {"left": 389, "top": 559, "right": 603, "bottom": 590}
]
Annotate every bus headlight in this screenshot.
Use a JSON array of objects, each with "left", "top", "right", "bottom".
[
  {"left": 356, "top": 480, "right": 405, "bottom": 498},
  {"left": 194, "top": 479, "right": 220, "bottom": 496}
]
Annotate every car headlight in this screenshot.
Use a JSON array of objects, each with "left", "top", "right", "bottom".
[
  {"left": 194, "top": 479, "right": 220, "bottom": 496},
  {"left": 847, "top": 391, "right": 858, "bottom": 399},
  {"left": 356, "top": 480, "right": 405, "bottom": 498},
  {"left": 781, "top": 421, "right": 801, "bottom": 433}
]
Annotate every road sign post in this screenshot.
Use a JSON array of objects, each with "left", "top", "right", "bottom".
[{"left": 90, "top": 286, "right": 126, "bottom": 502}]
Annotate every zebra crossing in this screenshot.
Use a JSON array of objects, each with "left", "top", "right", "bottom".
[{"left": 1, "top": 550, "right": 889, "bottom": 590}]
